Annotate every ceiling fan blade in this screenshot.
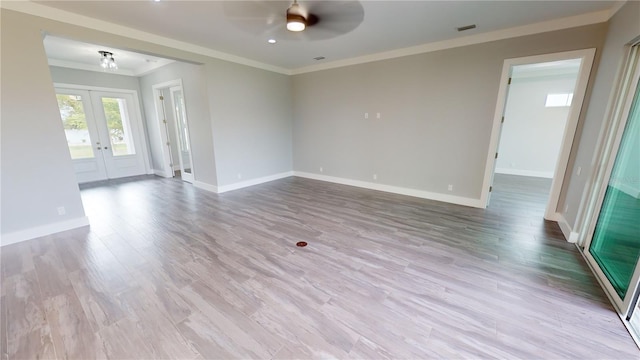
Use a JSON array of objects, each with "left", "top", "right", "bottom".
[
  {"left": 223, "top": 1, "right": 288, "bottom": 35},
  {"left": 223, "top": 1, "right": 281, "bottom": 19},
  {"left": 304, "top": 1, "right": 364, "bottom": 40}
]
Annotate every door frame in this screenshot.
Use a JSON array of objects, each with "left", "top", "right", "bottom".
[
  {"left": 168, "top": 85, "right": 195, "bottom": 183},
  {"left": 54, "top": 83, "right": 152, "bottom": 176},
  {"left": 152, "top": 79, "right": 196, "bottom": 181},
  {"left": 479, "top": 48, "right": 596, "bottom": 220},
  {"left": 580, "top": 43, "right": 640, "bottom": 316}
]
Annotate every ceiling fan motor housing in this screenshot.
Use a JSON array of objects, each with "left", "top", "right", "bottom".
[{"left": 286, "top": 1, "right": 307, "bottom": 31}]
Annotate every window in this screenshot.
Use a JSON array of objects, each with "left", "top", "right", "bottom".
[{"left": 545, "top": 93, "right": 573, "bottom": 107}]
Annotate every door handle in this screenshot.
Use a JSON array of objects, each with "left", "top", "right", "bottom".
[{"left": 97, "top": 147, "right": 102, "bottom": 150}]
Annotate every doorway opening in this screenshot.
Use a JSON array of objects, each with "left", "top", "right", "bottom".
[
  {"left": 44, "top": 34, "right": 200, "bottom": 185},
  {"left": 481, "top": 49, "right": 596, "bottom": 222},
  {"left": 152, "top": 80, "right": 195, "bottom": 183}
]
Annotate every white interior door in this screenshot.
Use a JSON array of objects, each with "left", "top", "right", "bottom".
[
  {"left": 56, "top": 88, "right": 148, "bottom": 183},
  {"left": 169, "top": 86, "right": 194, "bottom": 183},
  {"left": 486, "top": 76, "right": 512, "bottom": 206},
  {"left": 56, "top": 89, "right": 108, "bottom": 183}
]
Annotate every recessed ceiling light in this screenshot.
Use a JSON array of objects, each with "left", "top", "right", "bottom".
[{"left": 268, "top": 39, "right": 277, "bottom": 44}]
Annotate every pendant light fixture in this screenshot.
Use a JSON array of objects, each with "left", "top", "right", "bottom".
[
  {"left": 286, "top": 0, "right": 306, "bottom": 32},
  {"left": 98, "top": 50, "right": 118, "bottom": 70}
]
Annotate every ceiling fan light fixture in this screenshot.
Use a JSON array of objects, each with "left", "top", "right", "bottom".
[
  {"left": 286, "top": 13, "right": 306, "bottom": 32},
  {"left": 286, "top": 1, "right": 306, "bottom": 32},
  {"left": 98, "top": 50, "right": 118, "bottom": 71}
]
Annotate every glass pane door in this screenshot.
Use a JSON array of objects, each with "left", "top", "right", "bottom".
[
  {"left": 55, "top": 89, "right": 109, "bottom": 183},
  {"left": 91, "top": 91, "right": 148, "bottom": 179},
  {"left": 57, "top": 94, "right": 96, "bottom": 159},
  {"left": 589, "top": 83, "right": 640, "bottom": 299},
  {"left": 100, "top": 97, "right": 136, "bottom": 156}
]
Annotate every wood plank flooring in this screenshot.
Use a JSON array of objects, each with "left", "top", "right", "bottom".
[{"left": 1, "top": 174, "right": 638, "bottom": 359}]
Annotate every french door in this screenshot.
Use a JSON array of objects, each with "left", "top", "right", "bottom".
[{"left": 56, "top": 88, "right": 148, "bottom": 183}]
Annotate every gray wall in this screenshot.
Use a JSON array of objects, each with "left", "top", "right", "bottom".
[
  {"left": 292, "top": 24, "right": 607, "bottom": 200},
  {"left": 559, "top": 1, "right": 640, "bottom": 226},
  {"left": 138, "top": 62, "right": 217, "bottom": 184},
  {"left": 1, "top": 11, "right": 87, "bottom": 236},
  {"left": 206, "top": 62, "right": 293, "bottom": 186},
  {"left": 496, "top": 74, "right": 578, "bottom": 178}
]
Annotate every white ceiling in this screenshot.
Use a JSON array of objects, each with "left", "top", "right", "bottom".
[
  {"left": 36, "top": 1, "right": 617, "bottom": 72},
  {"left": 44, "top": 36, "right": 175, "bottom": 76}
]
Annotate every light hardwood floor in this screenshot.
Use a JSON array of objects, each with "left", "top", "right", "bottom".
[{"left": 1, "top": 174, "right": 638, "bottom": 359}]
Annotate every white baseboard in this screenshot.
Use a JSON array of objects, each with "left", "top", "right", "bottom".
[
  {"left": 495, "top": 168, "right": 554, "bottom": 178},
  {"left": 293, "top": 171, "right": 484, "bottom": 208},
  {"left": 193, "top": 180, "right": 219, "bottom": 193},
  {"left": 1, "top": 216, "right": 90, "bottom": 247},
  {"left": 557, "top": 213, "right": 579, "bottom": 243},
  {"left": 217, "top": 171, "right": 294, "bottom": 193}
]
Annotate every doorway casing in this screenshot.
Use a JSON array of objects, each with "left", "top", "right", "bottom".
[
  {"left": 151, "top": 79, "right": 195, "bottom": 182},
  {"left": 480, "top": 48, "right": 596, "bottom": 223}
]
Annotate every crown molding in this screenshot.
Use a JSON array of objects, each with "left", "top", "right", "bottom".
[
  {"left": 2, "top": 1, "right": 619, "bottom": 77},
  {"left": 0, "top": 1, "right": 291, "bottom": 75},
  {"left": 290, "top": 9, "right": 611, "bottom": 75}
]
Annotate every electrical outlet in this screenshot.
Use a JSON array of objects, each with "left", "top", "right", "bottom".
[
  {"left": 364, "top": 113, "right": 369, "bottom": 119},
  {"left": 57, "top": 206, "right": 66, "bottom": 216},
  {"left": 376, "top": 112, "right": 381, "bottom": 119},
  {"left": 447, "top": 184, "right": 453, "bottom": 191},
  {"left": 576, "top": 166, "right": 582, "bottom": 176},
  {"left": 564, "top": 204, "right": 569, "bottom": 213},
  {"left": 319, "top": 167, "right": 323, "bottom": 173},
  {"left": 237, "top": 173, "right": 242, "bottom": 179},
  {"left": 373, "top": 174, "right": 377, "bottom": 180}
]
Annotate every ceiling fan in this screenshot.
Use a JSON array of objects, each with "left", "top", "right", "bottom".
[{"left": 223, "top": 1, "right": 364, "bottom": 41}]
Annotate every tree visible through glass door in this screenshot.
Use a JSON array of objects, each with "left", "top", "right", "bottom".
[
  {"left": 57, "top": 94, "right": 95, "bottom": 159},
  {"left": 101, "top": 97, "right": 136, "bottom": 156}
]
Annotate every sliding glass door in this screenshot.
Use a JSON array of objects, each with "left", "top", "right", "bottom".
[
  {"left": 589, "top": 82, "right": 640, "bottom": 300},
  {"left": 584, "top": 45, "right": 640, "bottom": 316}
]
